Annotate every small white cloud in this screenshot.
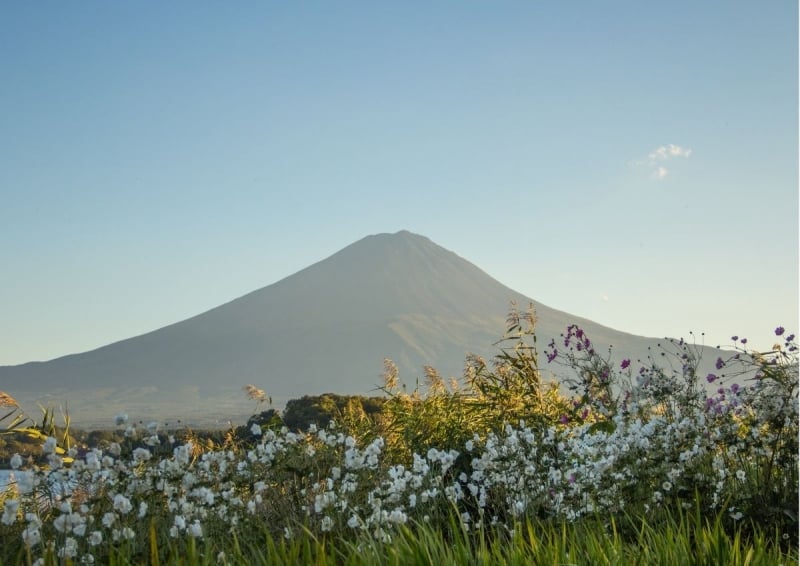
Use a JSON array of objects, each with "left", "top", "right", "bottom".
[
  {"left": 640, "top": 144, "right": 691, "bottom": 180},
  {"left": 649, "top": 144, "right": 692, "bottom": 162}
]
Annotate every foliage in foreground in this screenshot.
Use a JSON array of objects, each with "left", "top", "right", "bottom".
[
  {"left": 10, "top": 506, "right": 792, "bottom": 566},
  {"left": 0, "top": 306, "right": 797, "bottom": 564}
]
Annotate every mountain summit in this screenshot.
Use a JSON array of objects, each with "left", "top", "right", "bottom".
[{"left": 1, "top": 231, "right": 712, "bottom": 427}]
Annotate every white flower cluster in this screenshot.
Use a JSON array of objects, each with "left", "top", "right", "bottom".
[{"left": 0, "top": 330, "right": 795, "bottom": 562}]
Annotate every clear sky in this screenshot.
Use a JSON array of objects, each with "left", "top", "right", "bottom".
[{"left": 1, "top": 1, "right": 797, "bottom": 366}]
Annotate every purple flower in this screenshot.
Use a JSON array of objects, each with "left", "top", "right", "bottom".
[
  {"left": 559, "top": 415, "right": 569, "bottom": 425},
  {"left": 775, "top": 326, "right": 785, "bottom": 336},
  {"left": 715, "top": 357, "right": 725, "bottom": 370},
  {"left": 786, "top": 334, "right": 795, "bottom": 342},
  {"left": 740, "top": 338, "right": 747, "bottom": 345},
  {"left": 731, "top": 336, "right": 738, "bottom": 341},
  {"left": 731, "top": 383, "right": 741, "bottom": 395},
  {"left": 706, "top": 373, "right": 718, "bottom": 383},
  {"left": 621, "top": 359, "right": 631, "bottom": 370}
]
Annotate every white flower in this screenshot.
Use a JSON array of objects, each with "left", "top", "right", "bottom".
[
  {"left": 2, "top": 499, "right": 19, "bottom": 526},
  {"left": 42, "top": 437, "right": 57, "bottom": 455},
  {"left": 58, "top": 537, "right": 78, "bottom": 558},
  {"left": 250, "top": 423, "right": 262, "bottom": 436},
  {"left": 102, "top": 513, "right": 116, "bottom": 528},
  {"left": 47, "top": 453, "right": 64, "bottom": 469},
  {"left": 138, "top": 502, "right": 149, "bottom": 519},
  {"left": 188, "top": 520, "right": 203, "bottom": 538},
  {"left": 113, "top": 494, "right": 133, "bottom": 514},
  {"left": 88, "top": 531, "right": 103, "bottom": 546},
  {"left": 21, "top": 526, "right": 41, "bottom": 547},
  {"left": 10, "top": 454, "right": 23, "bottom": 469},
  {"left": 25, "top": 513, "right": 41, "bottom": 528},
  {"left": 114, "top": 413, "right": 128, "bottom": 426},
  {"left": 387, "top": 508, "right": 407, "bottom": 524},
  {"left": 73, "top": 522, "right": 86, "bottom": 537},
  {"left": 15, "top": 471, "right": 34, "bottom": 495},
  {"left": 53, "top": 513, "right": 70, "bottom": 533},
  {"left": 735, "top": 470, "right": 746, "bottom": 481},
  {"left": 133, "top": 448, "right": 152, "bottom": 462}
]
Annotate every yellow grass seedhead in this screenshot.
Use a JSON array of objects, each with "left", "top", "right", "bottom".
[{"left": 0, "top": 391, "right": 19, "bottom": 408}]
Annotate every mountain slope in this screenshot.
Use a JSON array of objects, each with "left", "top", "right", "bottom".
[{"left": 1, "top": 231, "right": 717, "bottom": 427}]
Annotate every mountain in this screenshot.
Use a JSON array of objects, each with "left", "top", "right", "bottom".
[{"left": 1, "top": 231, "right": 721, "bottom": 428}]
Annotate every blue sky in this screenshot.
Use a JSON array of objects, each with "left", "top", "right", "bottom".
[{"left": 1, "top": 1, "right": 797, "bottom": 365}]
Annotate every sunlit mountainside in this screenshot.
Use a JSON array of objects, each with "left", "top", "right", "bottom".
[{"left": 1, "top": 231, "right": 724, "bottom": 428}]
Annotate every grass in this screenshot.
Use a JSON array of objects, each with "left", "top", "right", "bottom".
[
  {"left": 13, "top": 504, "right": 794, "bottom": 566},
  {"left": 188, "top": 512, "right": 795, "bottom": 565}
]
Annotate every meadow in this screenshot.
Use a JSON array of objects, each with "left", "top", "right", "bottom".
[{"left": 1, "top": 307, "right": 797, "bottom": 565}]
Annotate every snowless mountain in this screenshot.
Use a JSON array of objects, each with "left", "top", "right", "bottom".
[{"left": 1, "top": 231, "right": 721, "bottom": 427}]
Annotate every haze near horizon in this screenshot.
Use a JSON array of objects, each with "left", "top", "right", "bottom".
[{"left": 1, "top": 1, "right": 797, "bottom": 366}]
